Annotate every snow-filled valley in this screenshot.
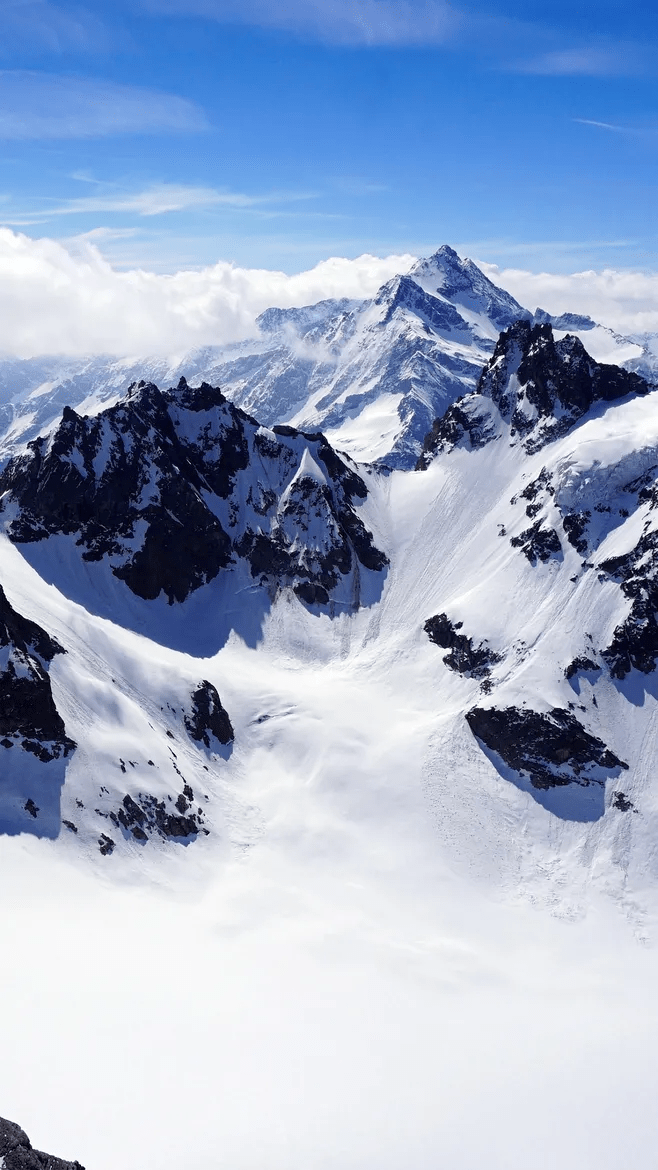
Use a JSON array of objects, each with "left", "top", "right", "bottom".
[{"left": 2, "top": 254, "right": 658, "bottom": 1169}]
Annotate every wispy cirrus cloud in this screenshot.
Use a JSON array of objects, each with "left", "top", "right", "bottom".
[
  {"left": 0, "top": 72, "right": 208, "bottom": 139},
  {"left": 144, "top": 0, "right": 653, "bottom": 78},
  {"left": 574, "top": 118, "right": 629, "bottom": 133},
  {"left": 574, "top": 118, "right": 658, "bottom": 141},
  {"left": 1, "top": 181, "right": 319, "bottom": 225},
  {"left": 513, "top": 43, "right": 648, "bottom": 78},
  {"left": 146, "top": 0, "right": 461, "bottom": 46},
  {"left": 0, "top": 0, "right": 113, "bottom": 54}
]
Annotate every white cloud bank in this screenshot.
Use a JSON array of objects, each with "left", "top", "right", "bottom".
[
  {"left": 480, "top": 263, "right": 658, "bottom": 337},
  {"left": 2, "top": 228, "right": 658, "bottom": 358},
  {"left": 0, "top": 229, "right": 414, "bottom": 356}
]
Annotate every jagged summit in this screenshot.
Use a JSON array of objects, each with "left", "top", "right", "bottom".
[
  {"left": 418, "top": 319, "right": 650, "bottom": 464},
  {"left": 408, "top": 244, "right": 530, "bottom": 333},
  {"left": 0, "top": 377, "right": 387, "bottom": 615}
]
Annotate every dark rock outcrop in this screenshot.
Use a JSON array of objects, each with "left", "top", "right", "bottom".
[
  {"left": 184, "top": 680, "right": 234, "bottom": 748},
  {"left": 0, "top": 584, "right": 75, "bottom": 762},
  {"left": 509, "top": 521, "right": 562, "bottom": 564},
  {"left": 105, "top": 786, "right": 207, "bottom": 845},
  {"left": 0, "top": 379, "right": 387, "bottom": 612},
  {"left": 418, "top": 320, "right": 649, "bottom": 465},
  {"left": 416, "top": 397, "right": 498, "bottom": 466},
  {"left": 465, "top": 705, "right": 627, "bottom": 789},
  {"left": 481, "top": 321, "right": 648, "bottom": 452},
  {"left": 565, "top": 656, "right": 601, "bottom": 681},
  {"left": 562, "top": 511, "right": 591, "bottom": 554},
  {"left": 600, "top": 528, "right": 658, "bottom": 678},
  {"left": 0, "top": 1116, "right": 84, "bottom": 1169},
  {"left": 424, "top": 613, "right": 502, "bottom": 679}
]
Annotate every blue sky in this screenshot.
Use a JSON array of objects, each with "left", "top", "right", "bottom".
[{"left": 0, "top": 0, "right": 656, "bottom": 273}]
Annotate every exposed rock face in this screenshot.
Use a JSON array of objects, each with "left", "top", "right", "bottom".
[
  {"left": 600, "top": 530, "right": 658, "bottom": 677},
  {"left": 509, "top": 521, "right": 562, "bottom": 564},
  {"left": 565, "top": 656, "right": 601, "bottom": 681},
  {"left": 424, "top": 613, "right": 502, "bottom": 680},
  {"left": 416, "top": 397, "right": 499, "bottom": 466},
  {"left": 418, "top": 321, "right": 649, "bottom": 465},
  {"left": 0, "top": 1116, "right": 84, "bottom": 1169},
  {"left": 0, "top": 584, "right": 75, "bottom": 762},
  {"left": 102, "top": 785, "right": 208, "bottom": 847},
  {"left": 0, "top": 378, "right": 387, "bottom": 611},
  {"left": 480, "top": 322, "right": 647, "bottom": 452},
  {"left": 465, "top": 705, "right": 627, "bottom": 790},
  {"left": 184, "top": 680, "right": 234, "bottom": 748}
]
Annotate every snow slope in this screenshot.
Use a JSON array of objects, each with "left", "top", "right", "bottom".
[{"left": 2, "top": 330, "right": 658, "bottom": 1169}]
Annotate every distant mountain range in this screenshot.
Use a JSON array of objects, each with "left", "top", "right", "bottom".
[{"left": 0, "top": 245, "right": 655, "bottom": 470}]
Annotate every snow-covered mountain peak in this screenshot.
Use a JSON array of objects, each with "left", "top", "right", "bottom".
[
  {"left": 291, "top": 446, "right": 328, "bottom": 488},
  {"left": 408, "top": 244, "right": 530, "bottom": 333},
  {"left": 0, "top": 246, "right": 656, "bottom": 476}
]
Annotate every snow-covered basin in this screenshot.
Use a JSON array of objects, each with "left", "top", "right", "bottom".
[{"left": 0, "top": 426, "right": 658, "bottom": 1168}]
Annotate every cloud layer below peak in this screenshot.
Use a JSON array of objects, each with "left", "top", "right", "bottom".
[
  {"left": 0, "top": 230, "right": 414, "bottom": 356},
  {"left": 480, "top": 263, "right": 658, "bottom": 338},
  {"left": 2, "top": 229, "right": 658, "bottom": 359}
]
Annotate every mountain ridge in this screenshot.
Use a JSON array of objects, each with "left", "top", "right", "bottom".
[{"left": 0, "top": 245, "right": 652, "bottom": 473}]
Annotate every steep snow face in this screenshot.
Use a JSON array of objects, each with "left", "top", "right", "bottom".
[
  {"left": 414, "top": 323, "right": 658, "bottom": 823},
  {"left": 0, "top": 584, "right": 74, "bottom": 838}
]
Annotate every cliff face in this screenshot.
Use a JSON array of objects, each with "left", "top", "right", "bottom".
[{"left": 0, "top": 378, "right": 387, "bottom": 613}]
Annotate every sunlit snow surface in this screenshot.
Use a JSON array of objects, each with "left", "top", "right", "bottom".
[{"left": 2, "top": 407, "right": 658, "bottom": 1168}]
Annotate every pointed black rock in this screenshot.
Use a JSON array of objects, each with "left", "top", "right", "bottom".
[
  {"left": 481, "top": 321, "right": 648, "bottom": 450},
  {"left": 185, "top": 680, "right": 234, "bottom": 748},
  {"left": 424, "top": 613, "right": 502, "bottom": 679}
]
